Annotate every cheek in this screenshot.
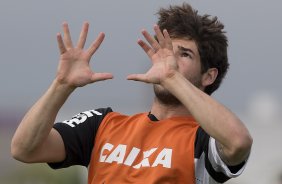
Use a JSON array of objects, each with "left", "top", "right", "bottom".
[
  {"left": 178, "top": 60, "right": 195, "bottom": 75},
  {"left": 178, "top": 61, "right": 202, "bottom": 80}
]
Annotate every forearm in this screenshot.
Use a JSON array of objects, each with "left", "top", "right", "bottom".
[
  {"left": 162, "top": 72, "right": 252, "bottom": 164},
  {"left": 11, "top": 79, "right": 74, "bottom": 158}
]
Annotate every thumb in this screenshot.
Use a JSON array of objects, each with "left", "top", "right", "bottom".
[
  {"left": 91, "top": 72, "right": 113, "bottom": 83},
  {"left": 127, "top": 74, "right": 149, "bottom": 83}
]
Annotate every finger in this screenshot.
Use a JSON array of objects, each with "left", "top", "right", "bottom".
[
  {"left": 91, "top": 72, "right": 113, "bottom": 83},
  {"left": 77, "top": 22, "right": 89, "bottom": 49},
  {"left": 56, "top": 33, "right": 67, "bottom": 54},
  {"left": 141, "top": 29, "right": 160, "bottom": 51},
  {"left": 137, "top": 39, "right": 155, "bottom": 58},
  {"left": 62, "top": 22, "right": 74, "bottom": 49},
  {"left": 163, "top": 29, "right": 173, "bottom": 50},
  {"left": 127, "top": 74, "right": 149, "bottom": 83},
  {"left": 154, "top": 25, "right": 165, "bottom": 47},
  {"left": 87, "top": 32, "right": 105, "bottom": 57}
]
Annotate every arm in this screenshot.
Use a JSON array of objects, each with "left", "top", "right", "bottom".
[
  {"left": 11, "top": 22, "right": 113, "bottom": 163},
  {"left": 162, "top": 71, "right": 251, "bottom": 166},
  {"left": 127, "top": 25, "right": 252, "bottom": 166}
]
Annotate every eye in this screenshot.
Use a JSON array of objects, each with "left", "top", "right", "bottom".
[{"left": 180, "top": 52, "right": 192, "bottom": 59}]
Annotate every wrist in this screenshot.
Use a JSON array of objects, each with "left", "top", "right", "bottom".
[
  {"left": 161, "top": 71, "right": 183, "bottom": 88},
  {"left": 52, "top": 78, "right": 76, "bottom": 95}
]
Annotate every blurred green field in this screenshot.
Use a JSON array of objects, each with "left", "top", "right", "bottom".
[
  {"left": 1, "top": 164, "right": 83, "bottom": 184},
  {"left": 1, "top": 127, "right": 86, "bottom": 184}
]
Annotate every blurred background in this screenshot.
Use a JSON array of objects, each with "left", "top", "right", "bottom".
[{"left": 0, "top": 0, "right": 281, "bottom": 183}]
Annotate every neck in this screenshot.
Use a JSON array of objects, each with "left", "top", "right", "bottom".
[{"left": 150, "top": 97, "right": 192, "bottom": 120}]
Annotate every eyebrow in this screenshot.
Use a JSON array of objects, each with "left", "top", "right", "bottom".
[{"left": 177, "top": 45, "right": 196, "bottom": 56}]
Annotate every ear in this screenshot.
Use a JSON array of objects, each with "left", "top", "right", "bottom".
[{"left": 201, "top": 68, "right": 218, "bottom": 87}]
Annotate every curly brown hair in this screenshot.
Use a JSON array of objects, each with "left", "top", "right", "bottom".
[{"left": 157, "top": 3, "right": 229, "bottom": 95}]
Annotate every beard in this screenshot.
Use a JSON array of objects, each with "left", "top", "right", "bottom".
[
  {"left": 154, "top": 76, "right": 202, "bottom": 106},
  {"left": 154, "top": 85, "right": 182, "bottom": 106}
]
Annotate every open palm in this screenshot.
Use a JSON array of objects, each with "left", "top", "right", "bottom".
[
  {"left": 127, "top": 25, "right": 178, "bottom": 85},
  {"left": 56, "top": 22, "right": 113, "bottom": 89}
]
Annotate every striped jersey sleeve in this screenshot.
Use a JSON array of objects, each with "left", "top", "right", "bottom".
[
  {"left": 48, "top": 107, "right": 113, "bottom": 169},
  {"left": 194, "top": 127, "right": 248, "bottom": 184}
]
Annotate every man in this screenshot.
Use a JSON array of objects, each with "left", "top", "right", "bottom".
[{"left": 11, "top": 3, "right": 252, "bottom": 184}]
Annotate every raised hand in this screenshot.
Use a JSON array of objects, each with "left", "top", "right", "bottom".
[
  {"left": 127, "top": 25, "right": 178, "bottom": 85},
  {"left": 56, "top": 22, "right": 113, "bottom": 89}
]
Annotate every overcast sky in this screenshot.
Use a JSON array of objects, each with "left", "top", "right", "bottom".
[
  {"left": 1, "top": 1, "right": 282, "bottom": 183},
  {"left": 0, "top": 0, "right": 281, "bottom": 118}
]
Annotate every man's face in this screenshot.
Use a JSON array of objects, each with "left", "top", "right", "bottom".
[{"left": 154, "top": 38, "right": 203, "bottom": 106}]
